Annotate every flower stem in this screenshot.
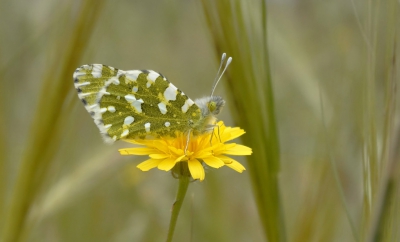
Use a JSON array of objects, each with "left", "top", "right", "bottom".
[{"left": 166, "top": 163, "right": 190, "bottom": 242}]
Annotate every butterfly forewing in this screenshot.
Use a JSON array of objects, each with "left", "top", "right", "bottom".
[{"left": 74, "top": 64, "right": 202, "bottom": 142}]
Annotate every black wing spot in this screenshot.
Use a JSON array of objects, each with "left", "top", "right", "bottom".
[
  {"left": 81, "top": 99, "right": 87, "bottom": 105},
  {"left": 141, "top": 70, "right": 150, "bottom": 74},
  {"left": 158, "top": 72, "right": 166, "bottom": 79}
]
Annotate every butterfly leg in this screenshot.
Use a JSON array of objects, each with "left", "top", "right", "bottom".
[
  {"left": 208, "top": 124, "right": 221, "bottom": 146},
  {"left": 184, "top": 129, "right": 192, "bottom": 154}
]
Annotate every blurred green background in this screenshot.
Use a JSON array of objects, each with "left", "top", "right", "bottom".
[{"left": 1, "top": 0, "right": 399, "bottom": 241}]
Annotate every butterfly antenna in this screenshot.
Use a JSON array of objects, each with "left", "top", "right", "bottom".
[
  {"left": 210, "top": 53, "right": 226, "bottom": 90},
  {"left": 210, "top": 53, "right": 226, "bottom": 96},
  {"left": 210, "top": 54, "right": 232, "bottom": 97}
]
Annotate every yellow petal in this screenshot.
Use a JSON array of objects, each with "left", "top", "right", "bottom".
[
  {"left": 158, "top": 158, "right": 177, "bottom": 171},
  {"left": 218, "top": 155, "right": 246, "bottom": 172},
  {"left": 218, "top": 156, "right": 245, "bottom": 172},
  {"left": 121, "top": 139, "right": 142, "bottom": 145},
  {"left": 224, "top": 144, "right": 252, "bottom": 155},
  {"left": 202, "top": 156, "right": 224, "bottom": 168},
  {"left": 225, "top": 160, "right": 246, "bottom": 173},
  {"left": 225, "top": 128, "right": 245, "bottom": 141},
  {"left": 194, "top": 148, "right": 214, "bottom": 159},
  {"left": 119, "top": 147, "right": 156, "bottom": 155},
  {"left": 188, "top": 159, "right": 205, "bottom": 181},
  {"left": 214, "top": 122, "right": 245, "bottom": 142},
  {"left": 169, "top": 145, "right": 185, "bottom": 156},
  {"left": 137, "top": 159, "right": 161, "bottom": 171},
  {"left": 152, "top": 140, "right": 170, "bottom": 153},
  {"left": 217, "top": 155, "right": 235, "bottom": 164},
  {"left": 149, "top": 153, "right": 169, "bottom": 159},
  {"left": 223, "top": 143, "right": 236, "bottom": 149},
  {"left": 175, "top": 154, "right": 186, "bottom": 162}
]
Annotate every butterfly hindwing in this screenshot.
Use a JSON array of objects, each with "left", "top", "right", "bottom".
[{"left": 74, "top": 64, "right": 202, "bottom": 142}]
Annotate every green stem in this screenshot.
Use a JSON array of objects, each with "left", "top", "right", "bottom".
[{"left": 166, "top": 163, "right": 190, "bottom": 242}]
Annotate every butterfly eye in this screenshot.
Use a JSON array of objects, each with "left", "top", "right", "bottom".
[{"left": 208, "top": 101, "right": 217, "bottom": 112}]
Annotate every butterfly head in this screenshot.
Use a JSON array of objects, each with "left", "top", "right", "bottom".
[
  {"left": 195, "top": 96, "right": 225, "bottom": 117},
  {"left": 208, "top": 96, "right": 225, "bottom": 115}
]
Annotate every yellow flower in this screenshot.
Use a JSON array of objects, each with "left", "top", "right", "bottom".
[{"left": 119, "top": 121, "right": 252, "bottom": 181}]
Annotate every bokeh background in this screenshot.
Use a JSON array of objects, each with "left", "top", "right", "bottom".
[{"left": 1, "top": 0, "right": 399, "bottom": 242}]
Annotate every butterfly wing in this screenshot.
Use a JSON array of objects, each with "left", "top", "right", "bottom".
[{"left": 73, "top": 64, "right": 202, "bottom": 143}]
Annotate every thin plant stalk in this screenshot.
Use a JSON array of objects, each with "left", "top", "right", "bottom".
[
  {"left": 166, "top": 163, "right": 191, "bottom": 242},
  {"left": 0, "top": 1, "right": 105, "bottom": 241},
  {"left": 201, "top": 0, "right": 285, "bottom": 241}
]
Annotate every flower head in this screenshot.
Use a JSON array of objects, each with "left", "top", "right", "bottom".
[{"left": 119, "top": 121, "right": 252, "bottom": 181}]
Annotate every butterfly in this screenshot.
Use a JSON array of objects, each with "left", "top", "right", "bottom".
[{"left": 73, "top": 54, "right": 231, "bottom": 143}]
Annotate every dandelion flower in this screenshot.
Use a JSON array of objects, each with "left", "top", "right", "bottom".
[{"left": 119, "top": 121, "right": 252, "bottom": 181}]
